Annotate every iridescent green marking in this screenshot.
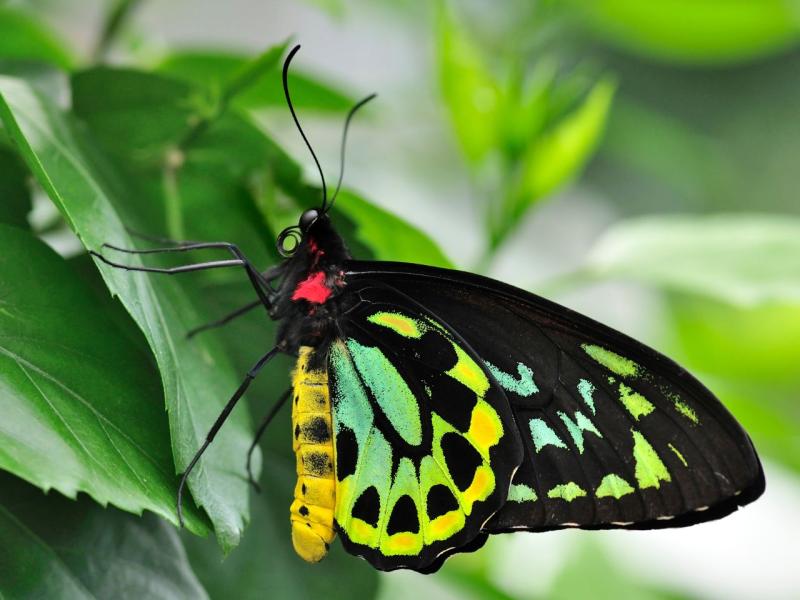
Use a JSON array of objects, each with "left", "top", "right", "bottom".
[
  {"left": 672, "top": 395, "right": 699, "bottom": 424},
  {"left": 346, "top": 339, "right": 422, "bottom": 446},
  {"left": 547, "top": 482, "right": 587, "bottom": 502},
  {"left": 508, "top": 483, "right": 538, "bottom": 503},
  {"left": 529, "top": 418, "right": 568, "bottom": 452},
  {"left": 618, "top": 383, "right": 654, "bottom": 420},
  {"left": 582, "top": 344, "right": 640, "bottom": 377},
  {"left": 595, "top": 474, "right": 634, "bottom": 499},
  {"left": 577, "top": 379, "right": 596, "bottom": 414},
  {"left": 367, "top": 311, "right": 424, "bottom": 339},
  {"left": 486, "top": 361, "right": 538, "bottom": 397},
  {"left": 631, "top": 429, "right": 671, "bottom": 489},
  {"left": 557, "top": 411, "right": 602, "bottom": 453},
  {"left": 668, "top": 443, "right": 688, "bottom": 467}
]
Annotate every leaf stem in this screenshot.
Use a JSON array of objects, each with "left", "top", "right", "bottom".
[
  {"left": 162, "top": 149, "right": 185, "bottom": 241},
  {"left": 92, "top": 0, "right": 144, "bottom": 63}
]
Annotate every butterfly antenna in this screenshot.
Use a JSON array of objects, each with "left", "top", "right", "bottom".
[
  {"left": 283, "top": 45, "right": 328, "bottom": 210},
  {"left": 328, "top": 93, "right": 377, "bottom": 212}
]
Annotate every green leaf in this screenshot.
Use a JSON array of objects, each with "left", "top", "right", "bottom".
[
  {"left": 254, "top": 178, "right": 453, "bottom": 268},
  {"left": 71, "top": 67, "right": 285, "bottom": 244},
  {"left": 510, "top": 75, "right": 615, "bottom": 213},
  {"left": 560, "top": 0, "right": 800, "bottom": 65},
  {"left": 0, "top": 471, "right": 208, "bottom": 600},
  {"left": 667, "top": 296, "right": 800, "bottom": 475},
  {"left": 437, "top": 3, "right": 501, "bottom": 163},
  {"left": 0, "top": 224, "right": 208, "bottom": 532},
  {"left": 71, "top": 68, "right": 204, "bottom": 168},
  {"left": 0, "top": 7, "right": 73, "bottom": 70},
  {"left": 549, "top": 538, "right": 697, "bottom": 600},
  {"left": 584, "top": 214, "right": 800, "bottom": 307},
  {"left": 184, "top": 430, "right": 379, "bottom": 600},
  {"left": 0, "top": 147, "right": 30, "bottom": 228},
  {"left": 0, "top": 75, "right": 255, "bottom": 551},
  {"left": 332, "top": 191, "right": 454, "bottom": 267},
  {"left": 155, "top": 50, "right": 355, "bottom": 111}
]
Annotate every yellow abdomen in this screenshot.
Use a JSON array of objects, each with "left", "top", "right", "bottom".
[{"left": 290, "top": 347, "right": 336, "bottom": 562}]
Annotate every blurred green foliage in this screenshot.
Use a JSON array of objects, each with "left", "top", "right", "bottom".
[{"left": 0, "top": 0, "right": 798, "bottom": 599}]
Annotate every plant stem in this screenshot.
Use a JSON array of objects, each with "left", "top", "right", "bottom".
[
  {"left": 162, "top": 150, "right": 185, "bottom": 241},
  {"left": 92, "top": 0, "right": 144, "bottom": 62}
]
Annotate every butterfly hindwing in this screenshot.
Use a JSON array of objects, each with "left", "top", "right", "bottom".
[
  {"left": 342, "top": 262, "right": 765, "bottom": 534},
  {"left": 328, "top": 284, "right": 523, "bottom": 571}
]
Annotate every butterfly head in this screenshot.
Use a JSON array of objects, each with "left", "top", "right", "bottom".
[{"left": 276, "top": 207, "right": 327, "bottom": 258}]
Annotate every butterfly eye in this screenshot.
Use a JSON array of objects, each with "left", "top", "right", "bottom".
[
  {"left": 277, "top": 226, "right": 302, "bottom": 257},
  {"left": 299, "top": 208, "right": 320, "bottom": 231}
]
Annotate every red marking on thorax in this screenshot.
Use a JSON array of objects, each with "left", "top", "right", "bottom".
[{"left": 292, "top": 271, "right": 332, "bottom": 304}]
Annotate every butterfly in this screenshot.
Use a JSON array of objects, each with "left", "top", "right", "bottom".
[{"left": 91, "top": 45, "right": 765, "bottom": 574}]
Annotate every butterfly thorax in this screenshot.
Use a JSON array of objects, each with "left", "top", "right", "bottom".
[{"left": 274, "top": 215, "right": 352, "bottom": 356}]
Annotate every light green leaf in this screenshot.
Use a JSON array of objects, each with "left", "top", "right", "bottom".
[
  {"left": 0, "top": 471, "right": 208, "bottom": 600},
  {"left": 0, "top": 7, "right": 73, "bottom": 70},
  {"left": 560, "top": 0, "right": 800, "bottom": 65},
  {"left": 155, "top": 50, "right": 355, "bottom": 111},
  {"left": 585, "top": 214, "right": 800, "bottom": 307},
  {"left": 549, "top": 538, "right": 697, "bottom": 600},
  {"left": 0, "top": 75, "right": 254, "bottom": 551},
  {"left": 333, "top": 191, "right": 454, "bottom": 267},
  {"left": 0, "top": 224, "right": 207, "bottom": 532},
  {"left": 512, "top": 75, "right": 615, "bottom": 212},
  {"left": 667, "top": 296, "right": 800, "bottom": 475},
  {"left": 437, "top": 3, "right": 501, "bottom": 163}
]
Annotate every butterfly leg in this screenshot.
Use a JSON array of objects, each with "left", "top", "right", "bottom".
[
  {"left": 177, "top": 345, "right": 281, "bottom": 527},
  {"left": 186, "top": 299, "right": 262, "bottom": 339},
  {"left": 185, "top": 264, "right": 287, "bottom": 339},
  {"left": 245, "top": 388, "right": 292, "bottom": 493},
  {"left": 90, "top": 240, "right": 275, "bottom": 311},
  {"left": 123, "top": 226, "right": 201, "bottom": 246}
]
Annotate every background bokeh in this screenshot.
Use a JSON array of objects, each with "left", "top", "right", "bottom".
[{"left": 0, "top": 1, "right": 798, "bottom": 599}]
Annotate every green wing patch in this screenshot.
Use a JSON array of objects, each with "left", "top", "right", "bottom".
[{"left": 329, "top": 304, "right": 522, "bottom": 572}]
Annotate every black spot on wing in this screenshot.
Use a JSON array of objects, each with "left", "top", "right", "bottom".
[
  {"left": 416, "top": 330, "right": 458, "bottom": 371},
  {"left": 336, "top": 427, "right": 358, "bottom": 481},
  {"left": 428, "top": 373, "right": 477, "bottom": 432},
  {"left": 353, "top": 486, "right": 380, "bottom": 527},
  {"left": 387, "top": 495, "right": 420, "bottom": 535},
  {"left": 426, "top": 484, "right": 459, "bottom": 520},
  {"left": 441, "top": 432, "right": 482, "bottom": 492}
]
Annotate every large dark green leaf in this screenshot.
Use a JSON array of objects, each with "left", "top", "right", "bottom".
[
  {"left": 0, "top": 471, "right": 208, "bottom": 600},
  {"left": 0, "top": 224, "right": 206, "bottom": 532},
  {"left": 183, "top": 422, "right": 379, "bottom": 600},
  {"left": 0, "top": 147, "right": 30, "bottom": 228},
  {"left": 156, "top": 50, "right": 355, "bottom": 112},
  {"left": 0, "top": 75, "right": 254, "bottom": 551}
]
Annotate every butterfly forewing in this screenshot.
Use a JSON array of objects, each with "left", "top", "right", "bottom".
[
  {"left": 342, "top": 262, "right": 765, "bottom": 534},
  {"left": 328, "top": 284, "right": 523, "bottom": 571}
]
